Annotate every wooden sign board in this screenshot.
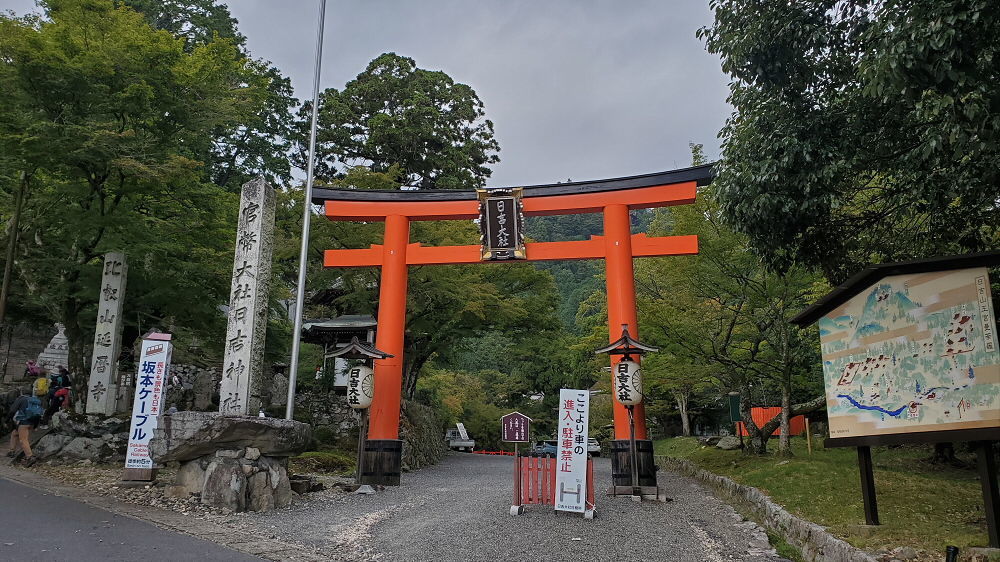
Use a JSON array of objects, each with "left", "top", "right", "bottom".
[
  {"left": 818, "top": 267, "right": 999, "bottom": 441},
  {"left": 501, "top": 411, "right": 531, "bottom": 442}
]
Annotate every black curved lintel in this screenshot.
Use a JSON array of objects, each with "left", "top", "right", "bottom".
[{"left": 311, "top": 164, "right": 714, "bottom": 204}]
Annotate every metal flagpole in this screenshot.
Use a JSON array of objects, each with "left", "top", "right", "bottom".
[{"left": 286, "top": 0, "right": 328, "bottom": 420}]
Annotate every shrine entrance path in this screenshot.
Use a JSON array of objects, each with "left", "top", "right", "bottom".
[{"left": 261, "top": 453, "right": 788, "bottom": 561}]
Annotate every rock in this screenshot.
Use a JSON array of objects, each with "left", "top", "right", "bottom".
[
  {"left": 61, "top": 437, "right": 109, "bottom": 461},
  {"left": 33, "top": 434, "right": 72, "bottom": 459},
  {"left": 697, "top": 436, "right": 722, "bottom": 446},
  {"left": 716, "top": 436, "right": 742, "bottom": 450},
  {"left": 897, "top": 547, "right": 917, "bottom": 560},
  {"left": 215, "top": 449, "right": 243, "bottom": 459},
  {"left": 244, "top": 447, "right": 260, "bottom": 461},
  {"left": 261, "top": 457, "right": 292, "bottom": 508},
  {"left": 289, "top": 474, "right": 324, "bottom": 495},
  {"left": 164, "top": 485, "right": 191, "bottom": 499},
  {"left": 149, "top": 411, "right": 311, "bottom": 463},
  {"left": 174, "top": 460, "right": 207, "bottom": 496},
  {"left": 201, "top": 459, "right": 247, "bottom": 512},
  {"left": 248, "top": 472, "right": 274, "bottom": 512}
]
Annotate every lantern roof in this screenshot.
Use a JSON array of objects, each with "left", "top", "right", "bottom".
[
  {"left": 325, "top": 336, "right": 393, "bottom": 360},
  {"left": 594, "top": 324, "right": 659, "bottom": 356}
]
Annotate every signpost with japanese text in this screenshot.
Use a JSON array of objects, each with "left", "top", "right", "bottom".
[
  {"left": 220, "top": 178, "right": 276, "bottom": 416},
  {"left": 555, "top": 389, "right": 589, "bottom": 513},
  {"left": 501, "top": 412, "right": 531, "bottom": 443},
  {"left": 123, "top": 332, "right": 172, "bottom": 481},
  {"left": 86, "top": 252, "right": 127, "bottom": 415}
]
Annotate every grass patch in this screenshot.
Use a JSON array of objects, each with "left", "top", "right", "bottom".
[
  {"left": 290, "top": 449, "right": 356, "bottom": 476},
  {"left": 656, "top": 437, "right": 988, "bottom": 554}
]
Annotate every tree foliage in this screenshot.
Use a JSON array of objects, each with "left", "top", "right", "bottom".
[
  {"left": 701, "top": 0, "right": 1000, "bottom": 283},
  {"left": 307, "top": 52, "right": 500, "bottom": 189},
  {"left": 0, "top": 0, "right": 276, "bottom": 403}
]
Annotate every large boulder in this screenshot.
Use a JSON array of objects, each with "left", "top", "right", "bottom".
[
  {"left": 33, "top": 434, "right": 72, "bottom": 459},
  {"left": 149, "top": 411, "right": 311, "bottom": 463},
  {"left": 61, "top": 437, "right": 111, "bottom": 461},
  {"left": 716, "top": 435, "right": 742, "bottom": 450},
  {"left": 201, "top": 457, "right": 247, "bottom": 511}
]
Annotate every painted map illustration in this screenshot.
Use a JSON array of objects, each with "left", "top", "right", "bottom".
[{"left": 820, "top": 268, "right": 999, "bottom": 438}]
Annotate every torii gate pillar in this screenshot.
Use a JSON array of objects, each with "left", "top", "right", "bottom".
[{"left": 603, "top": 204, "right": 648, "bottom": 440}]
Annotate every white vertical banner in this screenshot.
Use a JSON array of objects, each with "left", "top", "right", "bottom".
[
  {"left": 555, "top": 388, "right": 589, "bottom": 513},
  {"left": 86, "top": 252, "right": 127, "bottom": 415},
  {"left": 124, "top": 332, "right": 172, "bottom": 471}
]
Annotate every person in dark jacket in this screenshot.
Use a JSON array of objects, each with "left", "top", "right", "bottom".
[{"left": 7, "top": 388, "right": 40, "bottom": 466}]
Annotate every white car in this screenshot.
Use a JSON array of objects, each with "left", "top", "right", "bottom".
[{"left": 587, "top": 438, "right": 601, "bottom": 456}]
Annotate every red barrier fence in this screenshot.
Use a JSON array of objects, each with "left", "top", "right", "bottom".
[
  {"left": 511, "top": 454, "right": 595, "bottom": 518},
  {"left": 736, "top": 408, "right": 806, "bottom": 436}
]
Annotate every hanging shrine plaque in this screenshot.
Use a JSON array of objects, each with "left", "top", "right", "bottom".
[{"left": 477, "top": 188, "right": 525, "bottom": 261}]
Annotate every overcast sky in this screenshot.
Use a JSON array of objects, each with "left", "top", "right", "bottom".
[{"left": 1, "top": 0, "right": 732, "bottom": 188}]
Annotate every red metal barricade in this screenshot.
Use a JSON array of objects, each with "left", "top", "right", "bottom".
[{"left": 511, "top": 454, "right": 595, "bottom": 518}]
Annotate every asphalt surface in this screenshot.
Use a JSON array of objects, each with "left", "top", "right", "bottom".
[
  {"left": 0, "top": 477, "right": 262, "bottom": 562},
  {"left": 243, "top": 453, "right": 790, "bottom": 562}
]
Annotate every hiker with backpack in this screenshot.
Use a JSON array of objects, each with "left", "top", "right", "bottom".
[
  {"left": 7, "top": 388, "right": 42, "bottom": 466},
  {"left": 32, "top": 370, "right": 50, "bottom": 411},
  {"left": 42, "top": 385, "right": 72, "bottom": 425}
]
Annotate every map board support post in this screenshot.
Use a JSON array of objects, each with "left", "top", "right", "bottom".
[
  {"left": 975, "top": 441, "right": 1000, "bottom": 547},
  {"left": 856, "top": 446, "right": 880, "bottom": 525}
]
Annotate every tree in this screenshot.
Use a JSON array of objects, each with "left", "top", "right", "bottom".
[
  {"left": 0, "top": 0, "right": 272, "bottom": 405},
  {"left": 635, "top": 184, "right": 826, "bottom": 454},
  {"left": 701, "top": 0, "right": 1000, "bottom": 284},
  {"left": 124, "top": 0, "right": 298, "bottom": 192},
  {"left": 307, "top": 53, "right": 500, "bottom": 189}
]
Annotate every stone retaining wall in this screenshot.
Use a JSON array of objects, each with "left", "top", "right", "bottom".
[{"left": 658, "top": 456, "right": 877, "bottom": 562}]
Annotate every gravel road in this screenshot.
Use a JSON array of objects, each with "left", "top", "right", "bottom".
[{"left": 242, "top": 453, "right": 789, "bottom": 562}]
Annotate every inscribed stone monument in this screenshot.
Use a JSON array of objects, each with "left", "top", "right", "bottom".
[
  {"left": 220, "top": 178, "right": 275, "bottom": 415},
  {"left": 36, "top": 323, "right": 69, "bottom": 374},
  {"left": 86, "top": 253, "right": 128, "bottom": 415}
]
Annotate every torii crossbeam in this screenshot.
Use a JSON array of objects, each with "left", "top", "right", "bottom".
[{"left": 314, "top": 164, "right": 713, "bottom": 486}]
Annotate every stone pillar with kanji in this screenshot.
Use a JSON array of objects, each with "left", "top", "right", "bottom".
[
  {"left": 86, "top": 252, "right": 128, "bottom": 415},
  {"left": 219, "top": 178, "right": 275, "bottom": 415}
]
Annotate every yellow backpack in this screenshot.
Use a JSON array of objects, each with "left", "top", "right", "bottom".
[{"left": 33, "top": 376, "right": 50, "bottom": 396}]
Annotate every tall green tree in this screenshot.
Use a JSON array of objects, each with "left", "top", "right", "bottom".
[
  {"left": 306, "top": 52, "right": 500, "bottom": 189},
  {"left": 635, "top": 185, "right": 826, "bottom": 454},
  {"left": 701, "top": 0, "right": 1000, "bottom": 283},
  {"left": 0, "top": 0, "right": 272, "bottom": 404}
]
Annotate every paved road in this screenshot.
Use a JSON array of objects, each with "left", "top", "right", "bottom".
[
  {"left": 0, "top": 477, "right": 262, "bottom": 562},
  {"left": 244, "top": 453, "right": 789, "bottom": 561}
]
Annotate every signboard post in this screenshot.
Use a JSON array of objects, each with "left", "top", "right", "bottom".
[
  {"left": 792, "top": 255, "right": 1000, "bottom": 540},
  {"left": 555, "top": 389, "right": 589, "bottom": 514},
  {"left": 123, "top": 332, "right": 172, "bottom": 482}
]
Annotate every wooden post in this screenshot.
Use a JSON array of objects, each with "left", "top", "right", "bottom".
[
  {"left": 857, "top": 446, "right": 880, "bottom": 525},
  {"left": 805, "top": 417, "right": 812, "bottom": 455},
  {"left": 355, "top": 409, "right": 367, "bottom": 484},
  {"left": 975, "top": 441, "right": 999, "bottom": 548}
]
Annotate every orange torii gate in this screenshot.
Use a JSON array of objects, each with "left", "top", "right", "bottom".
[{"left": 313, "top": 164, "right": 713, "bottom": 486}]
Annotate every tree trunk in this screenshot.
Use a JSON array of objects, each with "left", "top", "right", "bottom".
[
  {"left": 778, "top": 380, "right": 792, "bottom": 455},
  {"left": 676, "top": 392, "right": 691, "bottom": 437},
  {"left": 740, "top": 385, "right": 770, "bottom": 454},
  {"left": 62, "top": 290, "right": 89, "bottom": 413}
]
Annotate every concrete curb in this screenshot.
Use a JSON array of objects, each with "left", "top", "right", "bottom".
[
  {"left": 0, "top": 462, "right": 328, "bottom": 562},
  {"left": 657, "top": 455, "right": 877, "bottom": 562}
]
